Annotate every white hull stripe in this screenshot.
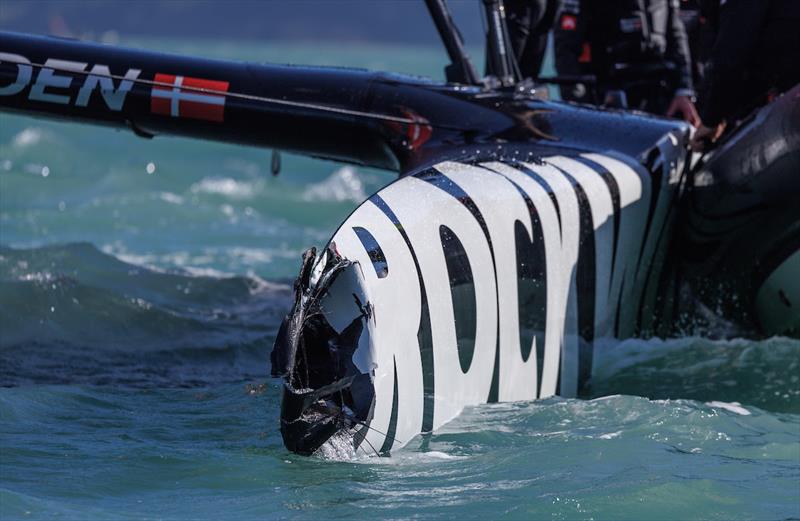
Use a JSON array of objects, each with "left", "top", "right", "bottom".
[{"left": 327, "top": 142, "right": 688, "bottom": 454}]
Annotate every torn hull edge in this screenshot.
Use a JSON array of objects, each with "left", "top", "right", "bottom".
[
  {"left": 271, "top": 246, "right": 378, "bottom": 456},
  {"left": 272, "top": 137, "right": 694, "bottom": 458}
]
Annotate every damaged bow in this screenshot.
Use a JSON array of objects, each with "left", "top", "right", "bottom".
[{"left": 271, "top": 246, "right": 377, "bottom": 455}]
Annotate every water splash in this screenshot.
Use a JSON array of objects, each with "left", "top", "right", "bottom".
[{"left": 302, "top": 166, "right": 369, "bottom": 203}]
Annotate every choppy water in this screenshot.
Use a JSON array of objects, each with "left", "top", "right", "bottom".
[{"left": 1, "top": 40, "right": 799, "bottom": 520}]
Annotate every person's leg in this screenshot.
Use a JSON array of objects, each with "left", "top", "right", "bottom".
[
  {"left": 503, "top": 0, "right": 534, "bottom": 67},
  {"left": 517, "top": 0, "right": 560, "bottom": 78}
]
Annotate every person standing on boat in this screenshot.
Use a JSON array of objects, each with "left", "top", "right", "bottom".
[
  {"left": 553, "top": 0, "right": 701, "bottom": 126},
  {"left": 677, "top": 0, "right": 716, "bottom": 95},
  {"left": 689, "top": 0, "right": 800, "bottom": 151},
  {"left": 500, "top": 0, "right": 560, "bottom": 79}
]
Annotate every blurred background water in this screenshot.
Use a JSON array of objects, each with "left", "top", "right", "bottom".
[{"left": 0, "top": 9, "right": 799, "bottom": 520}]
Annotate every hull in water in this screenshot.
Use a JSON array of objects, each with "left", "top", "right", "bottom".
[
  {"left": 273, "top": 128, "right": 690, "bottom": 456},
  {"left": 1, "top": 30, "right": 796, "bottom": 458}
]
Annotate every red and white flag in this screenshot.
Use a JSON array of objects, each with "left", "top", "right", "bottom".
[{"left": 151, "top": 73, "right": 229, "bottom": 122}]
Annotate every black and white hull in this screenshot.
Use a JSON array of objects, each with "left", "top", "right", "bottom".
[
  {"left": 274, "top": 131, "right": 690, "bottom": 455},
  {"left": 1, "top": 30, "right": 795, "bottom": 459}
]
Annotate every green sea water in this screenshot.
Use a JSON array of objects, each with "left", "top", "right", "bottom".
[{"left": 0, "top": 39, "right": 798, "bottom": 520}]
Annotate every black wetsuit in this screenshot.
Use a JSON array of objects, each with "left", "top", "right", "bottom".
[
  {"left": 678, "top": 0, "right": 716, "bottom": 93},
  {"left": 699, "top": 0, "right": 800, "bottom": 126},
  {"left": 554, "top": 0, "right": 694, "bottom": 113},
  {"left": 503, "top": 0, "right": 560, "bottom": 78}
]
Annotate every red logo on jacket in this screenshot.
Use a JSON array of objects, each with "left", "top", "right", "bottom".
[{"left": 560, "top": 14, "right": 577, "bottom": 31}]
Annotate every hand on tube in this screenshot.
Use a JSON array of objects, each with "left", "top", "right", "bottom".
[
  {"left": 666, "top": 95, "right": 701, "bottom": 127},
  {"left": 690, "top": 121, "right": 727, "bottom": 152}
]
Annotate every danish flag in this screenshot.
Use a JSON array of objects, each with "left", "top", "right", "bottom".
[{"left": 151, "top": 73, "right": 229, "bottom": 122}]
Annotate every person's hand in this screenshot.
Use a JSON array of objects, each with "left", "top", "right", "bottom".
[
  {"left": 666, "top": 95, "right": 701, "bottom": 127},
  {"left": 690, "top": 122, "right": 727, "bottom": 152}
]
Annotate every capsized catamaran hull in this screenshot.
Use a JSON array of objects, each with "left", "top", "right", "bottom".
[
  {"left": 1, "top": 28, "right": 796, "bottom": 458},
  {"left": 272, "top": 130, "right": 690, "bottom": 455}
]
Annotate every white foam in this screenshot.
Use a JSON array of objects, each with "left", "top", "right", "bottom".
[
  {"left": 157, "top": 192, "right": 184, "bottom": 205},
  {"left": 705, "top": 401, "right": 751, "bottom": 416},
  {"left": 180, "top": 266, "right": 236, "bottom": 278},
  {"left": 357, "top": 448, "right": 468, "bottom": 465},
  {"left": 589, "top": 394, "right": 623, "bottom": 402},
  {"left": 190, "top": 177, "right": 258, "bottom": 199},
  {"left": 302, "top": 166, "right": 368, "bottom": 203},
  {"left": 12, "top": 128, "right": 43, "bottom": 148},
  {"left": 317, "top": 432, "right": 357, "bottom": 461},
  {"left": 423, "top": 450, "right": 459, "bottom": 460}
]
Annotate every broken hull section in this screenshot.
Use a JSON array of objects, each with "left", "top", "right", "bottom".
[{"left": 274, "top": 129, "right": 690, "bottom": 456}]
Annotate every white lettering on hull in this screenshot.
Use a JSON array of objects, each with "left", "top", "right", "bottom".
[{"left": 330, "top": 150, "right": 682, "bottom": 452}]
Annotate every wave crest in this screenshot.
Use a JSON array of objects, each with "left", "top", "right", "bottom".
[{"left": 0, "top": 243, "right": 291, "bottom": 386}]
